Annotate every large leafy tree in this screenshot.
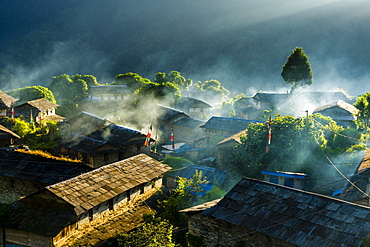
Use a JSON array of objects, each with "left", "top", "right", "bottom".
[
  {"left": 194, "top": 79, "right": 230, "bottom": 98},
  {"left": 281, "top": 47, "right": 313, "bottom": 90},
  {"left": 354, "top": 92, "right": 370, "bottom": 129},
  {"left": 48, "top": 74, "right": 88, "bottom": 103},
  {"left": 229, "top": 114, "right": 364, "bottom": 181},
  {"left": 8, "top": 85, "right": 56, "bottom": 103},
  {"left": 113, "top": 72, "right": 151, "bottom": 91},
  {"left": 136, "top": 81, "right": 181, "bottom": 102},
  {"left": 154, "top": 71, "right": 193, "bottom": 91}
]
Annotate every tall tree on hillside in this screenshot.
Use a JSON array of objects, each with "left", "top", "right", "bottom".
[
  {"left": 113, "top": 72, "right": 151, "bottom": 91},
  {"left": 281, "top": 47, "right": 313, "bottom": 91},
  {"left": 8, "top": 86, "right": 56, "bottom": 103},
  {"left": 48, "top": 74, "right": 88, "bottom": 103},
  {"left": 155, "top": 71, "right": 193, "bottom": 91}
]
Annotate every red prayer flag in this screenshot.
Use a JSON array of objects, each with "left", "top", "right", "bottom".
[
  {"left": 266, "top": 115, "right": 272, "bottom": 153},
  {"left": 11, "top": 102, "right": 14, "bottom": 122},
  {"left": 170, "top": 127, "right": 175, "bottom": 149},
  {"left": 144, "top": 125, "right": 152, "bottom": 146}
]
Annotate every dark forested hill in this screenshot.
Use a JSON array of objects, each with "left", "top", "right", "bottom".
[{"left": 1, "top": 0, "right": 370, "bottom": 95}]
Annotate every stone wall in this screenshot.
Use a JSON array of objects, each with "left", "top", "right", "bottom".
[
  {"left": 188, "top": 214, "right": 297, "bottom": 247},
  {"left": 0, "top": 176, "right": 43, "bottom": 204},
  {"left": 3, "top": 229, "right": 53, "bottom": 247}
]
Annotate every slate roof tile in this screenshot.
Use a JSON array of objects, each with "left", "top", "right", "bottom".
[{"left": 200, "top": 177, "right": 370, "bottom": 246}]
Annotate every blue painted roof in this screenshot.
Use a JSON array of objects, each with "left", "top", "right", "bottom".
[{"left": 262, "top": 170, "right": 307, "bottom": 179}]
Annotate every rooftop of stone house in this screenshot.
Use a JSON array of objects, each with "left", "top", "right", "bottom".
[
  {"left": 216, "top": 130, "right": 247, "bottom": 146},
  {"left": 176, "top": 97, "right": 212, "bottom": 108},
  {"left": 200, "top": 116, "right": 263, "bottom": 132},
  {"left": 88, "top": 123, "right": 146, "bottom": 149},
  {"left": 180, "top": 198, "right": 221, "bottom": 215},
  {"left": 0, "top": 154, "right": 171, "bottom": 237},
  {"left": 156, "top": 104, "right": 189, "bottom": 121},
  {"left": 62, "top": 133, "right": 121, "bottom": 155},
  {"left": 89, "top": 84, "right": 131, "bottom": 94},
  {"left": 0, "top": 124, "right": 20, "bottom": 139},
  {"left": 202, "top": 177, "right": 370, "bottom": 247},
  {"left": 0, "top": 91, "right": 17, "bottom": 108},
  {"left": 66, "top": 111, "right": 115, "bottom": 135},
  {"left": 46, "top": 153, "right": 171, "bottom": 215},
  {"left": 313, "top": 100, "right": 359, "bottom": 115},
  {"left": 173, "top": 117, "right": 206, "bottom": 129},
  {"left": 16, "top": 98, "right": 58, "bottom": 111},
  {"left": 0, "top": 148, "right": 92, "bottom": 185}
]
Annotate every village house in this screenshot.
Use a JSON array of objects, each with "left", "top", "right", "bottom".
[
  {"left": 0, "top": 154, "right": 171, "bottom": 247},
  {"left": 262, "top": 170, "right": 307, "bottom": 190},
  {"left": 214, "top": 130, "right": 246, "bottom": 168},
  {"left": 313, "top": 100, "right": 359, "bottom": 127},
  {"left": 175, "top": 97, "right": 212, "bottom": 120},
  {"left": 252, "top": 91, "right": 352, "bottom": 117},
  {"left": 233, "top": 96, "right": 260, "bottom": 119},
  {"left": 0, "top": 148, "right": 91, "bottom": 204},
  {"left": 14, "top": 98, "right": 65, "bottom": 123},
  {"left": 88, "top": 85, "right": 131, "bottom": 101},
  {"left": 155, "top": 104, "right": 190, "bottom": 144},
  {"left": 60, "top": 128, "right": 150, "bottom": 168},
  {"left": 182, "top": 177, "right": 370, "bottom": 247},
  {"left": 0, "top": 125, "right": 20, "bottom": 146},
  {"left": 0, "top": 91, "right": 17, "bottom": 117},
  {"left": 341, "top": 148, "right": 370, "bottom": 206},
  {"left": 200, "top": 116, "right": 263, "bottom": 146},
  {"left": 172, "top": 117, "right": 205, "bottom": 144}
]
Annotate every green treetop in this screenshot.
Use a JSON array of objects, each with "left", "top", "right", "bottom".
[{"left": 281, "top": 47, "right": 313, "bottom": 90}]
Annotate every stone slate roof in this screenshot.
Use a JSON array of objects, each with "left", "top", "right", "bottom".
[
  {"left": 252, "top": 92, "right": 289, "bottom": 103},
  {"left": 313, "top": 100, "right": 359, "bottom": 115},
  {"left": 0, "top": 148, "right": 91, "bottom": 185},
  {"left": 89, "top": 123, "right": 146, "bottom": 149},
  {"left": 157, "top": 104, "right": 189, "bottom": 121},
  {"left": 176, "top": 97, "right": 212, "bottom": 108},
  {"left": 202, "top": 177, "right": 370, "bottom": 247},
  {"left": 62, "top": 133, "right": 119, "bottom": 155},
  {"left": 200, "top": 116, "right": 263, "bottom": 132},
  {"left": 0, "top": 91, "right": 17, "bottom": 108},
  {"left": 46, "top": 153, "right": 171, "bottom": 215},
  {"left": 216, "top": 130, "right": 246, "bottom": 146},
  {"left": 66, "top": 111, "right": 115, "bottom": 136},
  {"left": 16, "top": 98, "right": 58, "bottom": 110},
  {"left": 180, "top": 198, "right": 221, "bottom": 215},
  {"left": 0, "top": 125, "right": 20, "bottom": 139},
  {"left": 0, "top": 154, "right": 171, "bottom": 237},
  {"left": 173, "top": 117, "right": 206, "bottom": 129},
  {"left": 341, "top": 149, "right": 370, "bottom": 203}
]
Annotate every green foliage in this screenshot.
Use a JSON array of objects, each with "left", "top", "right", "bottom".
[
  {"left": 162, "top": 156, "right": 191, "bottom": 171},
  {"left": 354, "top": 92, "right": 370, "bottom": 129},
  {"left": 116, "top": 215, "right": 175, "bottom": 247},
  {"left": 114, "top": 72, "right": 151, "bottom": 91},
  {"left": 229, "top": 114, "right": 364, "bottom": 179},
  {"left": 71, "top": 74, "right": 99, "bottom": 87},
  {"left": 48, "top": 74, "right": 88, "bottom": 103},
  {"left": 194, "top": 79, "right": 229, "bottom": 98},
  {"left": 203, "top": 185, "right": 226, "bottom": 202},
  {"left": 8, "top": 85, "right": 56, "bottom": 103},
  {"left": 136, "top": 80, "right": 181, "bottom": 102},
  {"left": 281, "top": 47, "right": 313, "bottom": 90},
  {"left": 155, "top": 71, "right": 193, "bottom": 91},
  {"left": 12, "top": 119, "right": 60, "bottom": 150}
]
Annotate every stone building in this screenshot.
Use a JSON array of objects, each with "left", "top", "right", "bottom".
[
  {"left": 88, "top": 85, "right": 131, "bottom": 101},
  {"left": 172, "top": 117, "right": 205, "bottom": 144},
  {"left": 0, "top": 125, "right": 20, "bottom": 146},
  {"left": 313, "top": 100, "right": 359, "bottom": 127},
  {"left": 182, "top": 177, "right": 370, "bottom": 247},
  {"left": 0, "top": 91, "right": 17, "bottom": 117},
  {"left": 15, "top": 98, "right": 65, "bottom": 123},
  {"left": 214, "top": 130, "right": 246, "bottom": 168},
  {"left": 0, "top": 154, "right": 171, "bottom": 247},
  {"left": 175, "top": 97, "right": 212, "bottom": 120},
  {"left": 200, "top": 116, "right": 262, "bottom": 146},
  {"left": 0, "top": 148, "right": 91, "bottom": 204}
]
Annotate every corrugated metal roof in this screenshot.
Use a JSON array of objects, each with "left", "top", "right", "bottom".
[{"left": 202, "top": 177, "right": 370, "bottom": 247}]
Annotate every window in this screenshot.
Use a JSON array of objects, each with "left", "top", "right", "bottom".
[
  {"left": 88, "top": 209, "right": 93, "bottom": 221},
  {"left": 269, "top": 176, "right": 278, "bottom": 184},
  {"left": 284, "top": 178, "right": 294, "bottom": 188}
]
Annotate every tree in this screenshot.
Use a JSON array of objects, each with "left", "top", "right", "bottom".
[
  {"left": 113, "top": 72, "right": 151, "bottom": 91},
  {"left": 354, "top": 92, "right": 370, "bottom": 129},
  {"left": 194, "top": 79, "right": 229, "bottom": 98},
  {"left": 155, "top": 71, "right": 193, "bottom": 91},
  {"left": 116, "top": 215, "right": 175, "bottom": 247},
  {"left": 136, "top": 81, "right": 181, "bottom": 102},
  {"left": 281, "top": 47, "right": 313, "bottom": 90},
  {"left": 8, "top": 86, "right": 56, "bottom": 103},
  {"left": 71, "top": 74, "right": 99, "bottom": 87},
  {"left": 48, "top": 74, "right": 88, "bottom": 103}
]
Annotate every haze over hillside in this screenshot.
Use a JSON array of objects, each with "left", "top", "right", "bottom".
[{"left": 1, "top": 0, "right": 370, "bottom": 95}]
